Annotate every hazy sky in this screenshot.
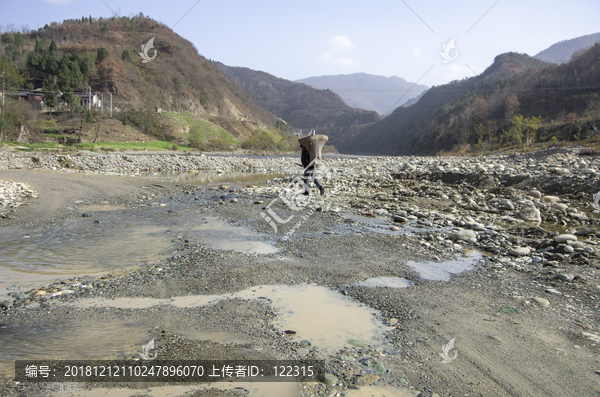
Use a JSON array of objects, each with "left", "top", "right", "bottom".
[{"left": 1, "top": 0, "right": 599, "bottom": 88}]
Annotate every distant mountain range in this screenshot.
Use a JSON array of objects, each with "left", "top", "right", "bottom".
[
  {"left": 346, "top": 44, "right": 600, "bottom": 155},
  {"left": 214, "top": 63, "right": 380, "bottom": 151},
  {"left": 295, "top": 73, "right": 429, "bottom": 115},
  {"left": 534, "top": 32, "right": 600, "bottom": 63}
]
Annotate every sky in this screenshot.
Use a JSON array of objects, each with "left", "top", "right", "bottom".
[{"left": 1, "top": 0, "right": 599, "bottom": 88}]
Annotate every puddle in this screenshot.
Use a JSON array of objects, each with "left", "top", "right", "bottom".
[
  {"left": 407, "top": 251, "right": 482, "bottom": 281},
  {"left": 185, "top": 216, "right": 279, "bottom": 254},
  {"left": 70, "top": 285, "right": 387, "bottom": 353},
  {"left": 49, "top": 382, "right": 300, "bottom": 397},
  {"left": 140, "top": 171, "right": 286, "bottom": 185},
  {"left": 0, "top": 217, "right": 173, "bottom": 300},
  {"left": 355, "top": 277, "right": 412, "bottom": 288},
  {"left": 346, "top": 385, "right": 419, "bottom": 397},
  {"left": 0, "top": 211, "right": 277, "bottom": 300},
  {"left": 0, "top": 320, "right": 149, "bottom": 379}
]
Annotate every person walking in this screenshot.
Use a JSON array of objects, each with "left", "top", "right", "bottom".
[{"left": 300, "top": 144, "right": 325, "bottom": 196}]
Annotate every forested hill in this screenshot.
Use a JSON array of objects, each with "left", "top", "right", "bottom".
[
  {"left": 215, "top": 63, "right": 381, "bottom": 152},
  {"left": 1, "top": 14, "right": 281, "bottom": 140},
  {"left": 348, "top": 48, "right": 600, "bottom": 155}
]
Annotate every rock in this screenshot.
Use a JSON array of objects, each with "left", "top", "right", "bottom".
[
  {"left": 563, "top": 245, "right": 574, "bottom": 253},
  {"left": 542, "top": 196, "right": 560, "bottom": 203},
  {"left": 527, "top": 190, "right": 542, "bottom": 199},
  {"left": 558, "top": 273, "right": 575, "bottom": 282},
  {"left": 517, "top": 204, "right": 542, "bottom": 223},
  {"left": 389, "top": 318, "right": 399, "bottom": 325},
  {"left": 509, "top": 247, "right": 531, "bottom": 256},
  {"left": 354, "top": 374, "right": 379, "bottom": 386},
  {"left": 554, "top": 234, "right": 577, "bottom": 243},
  {"left": 580, "top": 168, "right": 596, "bottom": 174},
  {"left": 317, "top": 373, "right": 338, "bottom": 385},
  {"left": 448, "top": 229, "right": 477, "bottom": 242},
  {"left": 578, "top": 228, "right": 597, "bottom": 235},
  {"left": 499, "top": 199, "right": 515, "bottom": 210},
  {"left": 371, "top": 360, "right": 386, "bottom": 374},
  {"left": 552, "top": 203, "right": 568, "bottom": 211},
  {"left": 390, "top": 226, "right": 400, "bottom": 231},
  {"left": 532, "top": 297, "right": 550, "bottom": 306}
]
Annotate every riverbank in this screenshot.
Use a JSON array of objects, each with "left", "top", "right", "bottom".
[{"left": 1, "top": 147, "right": 599, "bottom": 397}]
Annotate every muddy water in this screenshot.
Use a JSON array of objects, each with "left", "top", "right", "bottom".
[
  {"left": 70, "top": 285, "right": 388, "bottom": 353},
  {"left": 355, "top": 276, "right": 412, "bottom": 288},
  {"left": 407, "top": 250, "right": 482, "bottom": 281},
  {"left": 0, "top": 206, "right": 277, "bottom": 300},
  {"left": 49, "top": 382, "right": 300, "bottom": 397},
  {"left": 0, "top": 320, "right": 149, "bottom": 379}
]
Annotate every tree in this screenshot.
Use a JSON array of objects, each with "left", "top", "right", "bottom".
[
  {"left": 48, "top": 39, "right": 57, "bottom": 54},
  {"left": 57, "top": 55, "right": 83, "bottom": 92},
  {"left": 0, "top": 58, "right": 25, "bottom": 90},
  {"left": 121, "top": 49, "right": 132, "bottom": 62},
  {"left": 1, "top": 33, "right": 11, "bottom": 45},
  {"left": 96, "top": 47, "right": 109, "bottom": 63},
  {"left": 42, "top": 81, "right": 59, "bottom": 108},
  {"left": 13, "top": 32, "right": 24, "bottom": 49}
]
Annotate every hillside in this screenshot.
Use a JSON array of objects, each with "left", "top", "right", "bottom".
[
  {"left": 215, "top": 63, "right": 381, "bottom": 152},
  {"left": 347, "top": 49, "right": 600, "bottom": 155},
  {"left": 534, "top": 32, "right": 600, "bottom": 64},
  {"left": 0, "top": 15, "right": 294, "bottom": 150},
  {"left": 296, "top": 73, "right": 429, "bottom": 115}
]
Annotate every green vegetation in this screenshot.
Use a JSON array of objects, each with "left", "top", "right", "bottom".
[{"left": 78, "top": 140, "right": 193, "bottom": 151}]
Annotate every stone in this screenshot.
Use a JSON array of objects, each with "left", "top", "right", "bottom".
[
  {"left": 499, "top": 199, "right": 515, "bottom": 210},
  {"left": 509, "top": 247, "right": 530, "bottom": 256},
  {"left": 532, "top": 297, "right": 550, "bottom": 306},
  {"left": 563, "top": 245, "right": 574, "bottom": 253},
  {"left": 317, "top": 373, "right": 338, "bottom": 385},
  {"left": 542, "top": 196, "right": 560, "bottom": 203},
  {"left": 448, "top": 229, "right": 476, "bottom": 242},
  {"left": 517, "top": 205, "right": 542, "bottom": 223},
  {"left": 554, "top": 234, "right": 577, "bottom": 243},
  {"left": 558, "top": 273, "right": 574, "bottom": 282},
  {"left": 371, "top": 360, "right": 386, "bottom": 374},
  {"left": 354, "top": 374, "right": 379, "bottom": 386},
  {"left": 527, "top": 190, "right": 542, "bottom": 199},
  {"left": 552, "top": 203, "right": 568, "bottom": 211}
]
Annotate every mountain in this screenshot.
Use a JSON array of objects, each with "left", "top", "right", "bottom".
[
  {"left": 534, "top": 32, "right": 600, "bottom": 64},
  {"left": 295, "top": 73, "right": 429, "bottom": 115},
  {"left": 214, "top": 63, "right": 381, "bottom": 151},
  {"left": 346, "top": 49, "right": 600, "bottom": 155},
  {"left": 1, "top": 15, "right": 290, "bottom": 149}
]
